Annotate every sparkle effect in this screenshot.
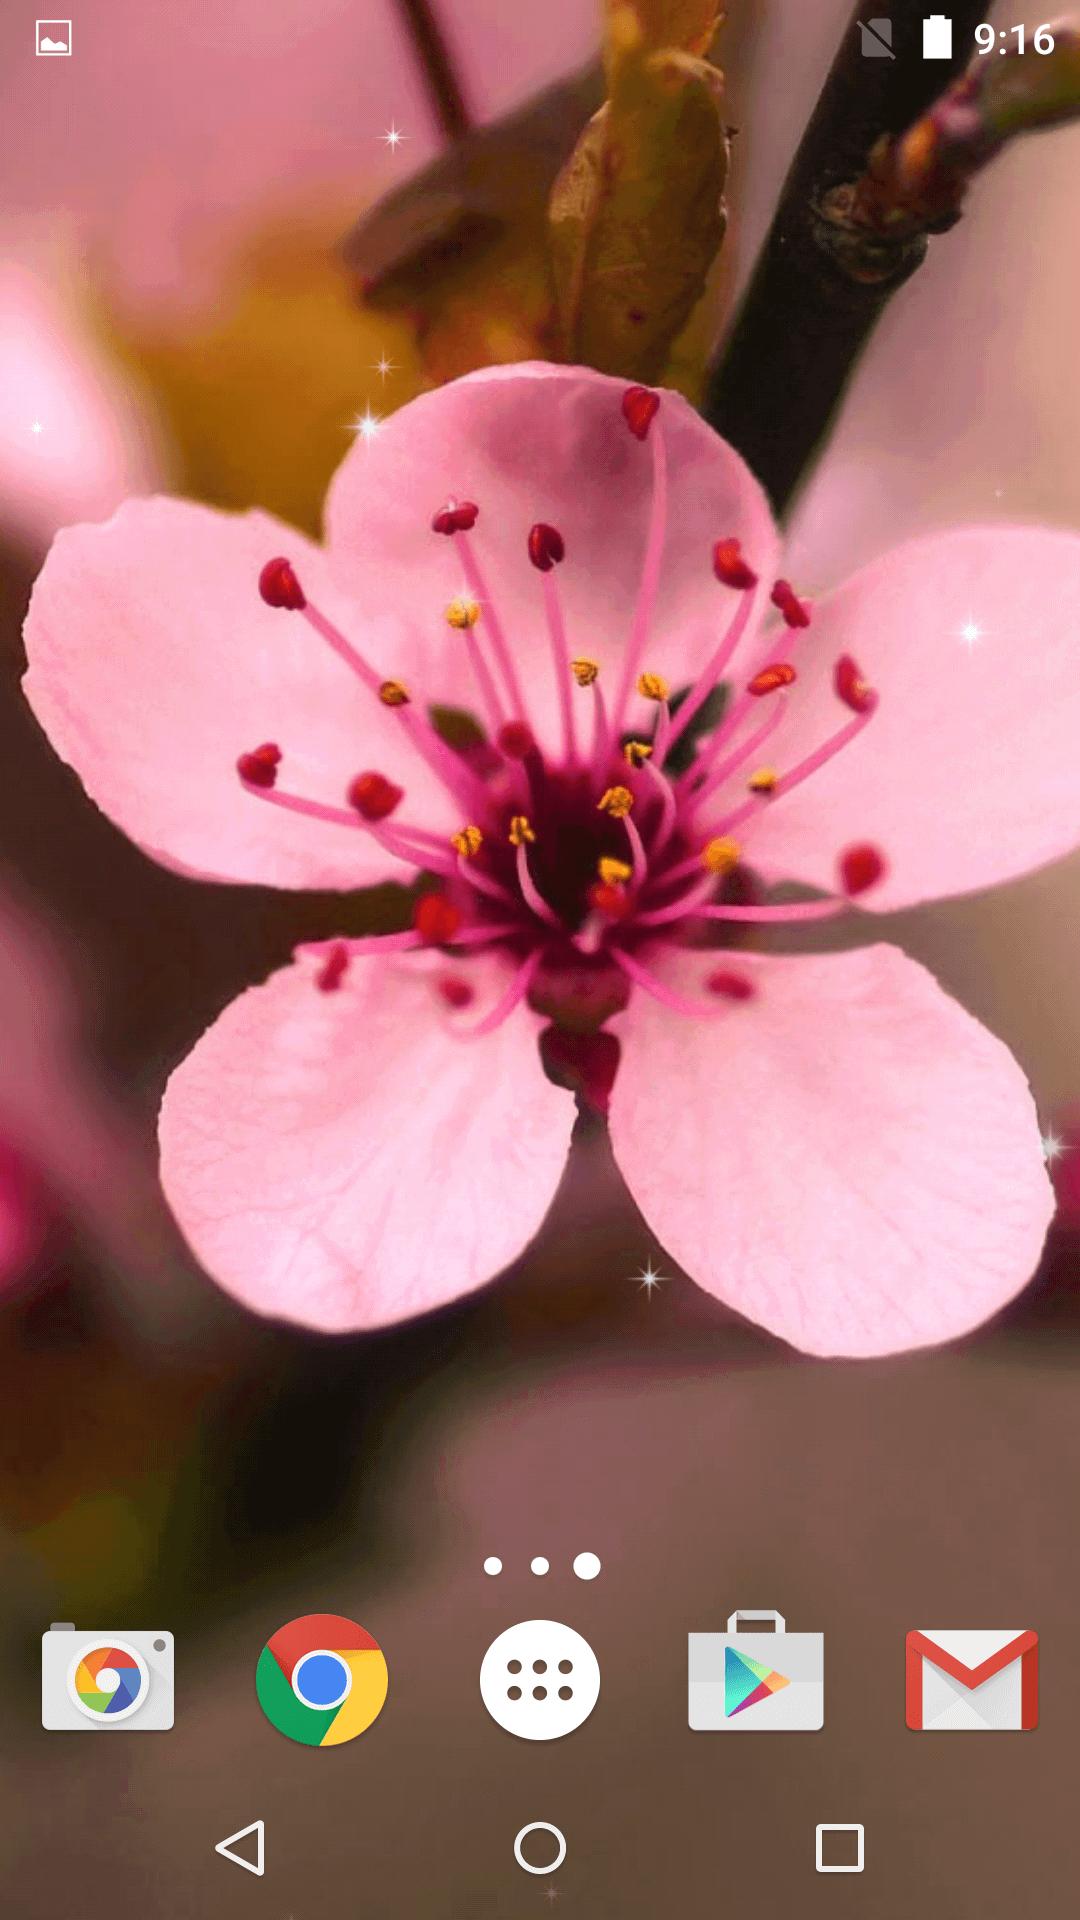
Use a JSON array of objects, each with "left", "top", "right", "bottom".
[
  {"left": 30, "top": 420, "right": 44, "bottom": 436},
  {"left": 635, "top": 1262, "right": 668, "bottom": 1297},
  {"left": 1041, "top": 1129, "right": 1067, "bottom": 1165},
  {"left": 349, "top": 407, "right": 382, "bottom": 445},
  {"left": 381, "top": 122, "right": 405, "bottom": 151},
  {"left": 242, "top": 388, "right": 885, "bottom": 1059},
  {"left": 373, "top": 355, "right": 396, "bottom": 383},
  {"left": 958, "top": 617, "right": 983, "bottom": 651}
]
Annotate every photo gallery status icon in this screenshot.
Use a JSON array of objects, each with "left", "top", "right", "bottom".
[{"left": 36, "top": 20, "right": 72, "bottom": 55}]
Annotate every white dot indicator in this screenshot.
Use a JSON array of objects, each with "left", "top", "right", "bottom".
[
  {"left": 483, "top": 1556, "right": 503, "bottom": 1576},
  {"left": 530, "top": 1556, "right": 550, "bottom": 1576},
  {"left": 573, "top": 1552, "right": 601, "bottom": 1581}
]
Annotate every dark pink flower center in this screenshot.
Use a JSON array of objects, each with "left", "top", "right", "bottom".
[{"left": 237, "top": 388, "right": 885, "bottom": 1046}]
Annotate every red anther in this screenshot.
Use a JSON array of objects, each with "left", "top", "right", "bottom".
[
  {"left": 712, "top": 538, "right": 758, "bottom": 591},
  {"left": 413, "top": 892, "right": 462, "bottom": 946},
  {"left": 497, "top": 721, "right": 536, "bottom": 760},
  {"left": 316, "top": 942, "right": 349, "bottom": 992},
  {"left": 431, "top": 499, "right": 479, "bottom": 535},
  {"left": 839, "top": 843, "right": 887, "bottom": 897},
  {"left": 347, "top": 770, "right": 404, "bottom": 821},
  {"left": 622, "top": 385, "right": 660, "bottom": 441},
  {"left": 528, "top": 522, "right": 565, "bottom": 571},
  {"left": 834, "top": 654, "right": 877, "bottom": 714},
  {"left": 236, "top": 742, "right": 282, "bottom": 788},
  {"left": 770, "top": 578, "right": 811, "bottom": 628},
  {"left": 587, "top": 881, "right": 632, "bottom": 921},
  {"left": 748, "top": 662, "right": 797, "bottom": 697},
  {"left": 438, "top": 974, "right": 475, "bottom": 1010},
  {"left": 706, "top": 967, "right": 757, "bottom": 1001},
  {"left": 258, "top": 557, "right": 306, "bottom": 610}
]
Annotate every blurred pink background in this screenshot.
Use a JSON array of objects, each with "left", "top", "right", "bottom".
[{"left": 2, "top": 4, "right": 1080, "bottom": 1912}]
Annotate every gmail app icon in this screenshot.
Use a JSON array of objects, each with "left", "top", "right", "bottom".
[{"left": 905, "top": 1629, "right": 1038, "bottom": 1732}]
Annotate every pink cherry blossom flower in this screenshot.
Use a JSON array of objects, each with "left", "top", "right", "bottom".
[
  {"left": 22, "top": 364, "right": 1080, "bottom": 1356},
  {"left": 0, "top": 885, "right": 169, "bottom": 1296}
]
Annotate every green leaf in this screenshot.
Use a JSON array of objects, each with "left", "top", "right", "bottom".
[
  {"left": 548, "top": 5, "right": 728, "bottom": 381},
  {"left": 342, "top": 68, "right": 602, "bottom": 302}
]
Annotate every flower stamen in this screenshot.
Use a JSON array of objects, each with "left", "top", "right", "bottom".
[
  {"left": 530, "top": 524, "right": 578, "bottom": 763},
  {"left": 450, "top": 521, "right": 527, "bottom": 721},
  {"left": 611, "top": 410, "right": 668, "bottom": 737},
  {"left": 771, "top": 579, "right": 811, "bottom": 628}
]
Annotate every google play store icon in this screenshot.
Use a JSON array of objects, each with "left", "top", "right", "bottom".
[
  {"left": 688, "top": 1608, "right": 824, "bottom": 1730},
  {"left": 725, "top": 1647, "right": 791, "bottom": 1716}
]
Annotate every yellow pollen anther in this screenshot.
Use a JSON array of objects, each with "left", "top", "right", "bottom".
[
  {"left": 747, "top": 765, "right": 778, "bottom": 794},
  {"left": 598, "top": 784, "right": 634, "bottom": 819},
  {"left": 637, "top": 671, "right": 669, "bottom": 702},
  {"left": 598, "top": 856, "right": 633, "bottom": 886},
  {"left": 378, "top": 679, "right": 410, "bottom": 707},
  {"left": 444, "top": 595, "right": 481, "bottom": 630},
  {"left": 624, "top": 739, "right": 653, "bottom": 767},
  {"left": 701, "top": 836, "right": 741, "bottom": 874},
  {"left": 508, "top": 814, "right": 536, "bottom": 847},
  {"left": 451, "top": 825, "right": 484, "bottom": 858},
  {"left": 571, "top": 658, "right": 599, "bottom": 687}
]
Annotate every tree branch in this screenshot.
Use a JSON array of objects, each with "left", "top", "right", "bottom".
[
  {"left": 394, "top": 0, "right": 473, "bottom": 143},
  {"left": 703, "top": 0, "right": 985, "bottom": 514}
]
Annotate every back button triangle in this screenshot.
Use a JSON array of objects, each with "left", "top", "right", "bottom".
[{"left": 215, "top": 1819, "right": 265, "bottom": 1877}]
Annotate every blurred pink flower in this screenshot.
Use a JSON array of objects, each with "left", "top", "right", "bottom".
[
  {"left": 22, "top": 365, "right": 1080, "bottom": 1355},
  {"left": 0, "top": 1142, "right": 44, "bottom": 1288},
  {"left": 0, "top": 886, "right": 166, "bottom": 1295},
  {"left": 0, "top": 0, "right": 598, "bottom": 547},
  {"left": 0, "top": 0, "right": 598, "bottom": 310},
  {"left": 0, "top": 255, "right": 161, "bottom": 554}
]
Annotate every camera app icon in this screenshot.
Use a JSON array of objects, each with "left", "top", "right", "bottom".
[{"left": 41, "top": 1623, "right": 174, "bottom": 1731}]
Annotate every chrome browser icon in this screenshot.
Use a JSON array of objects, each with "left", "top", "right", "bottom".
[{"left": 255, "top": 1613, "right": 388, "bottom": 1746}]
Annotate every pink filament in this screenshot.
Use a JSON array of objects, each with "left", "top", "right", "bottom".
[
  {"left": 515, "top": 840, "right": 562, "bottom": 927},
  {"left": 301, "top": 595, "right": 484, "bottom": 814},
  {"left": 622, "top": 811, "right": 648, "bottom": 889},
  {"left": 662, "top": 587, "right": 758, "bottom": 759},
  {"left": 588, "top": 679, "right": 613, "bottom": 783},
  {"left": 460, "top": 626, "right": 507, "bottom": 734},
  {"left": 454, "top": 529, "right": 528, "bottom": 720},
  {"left": 684, "top": 696, "right": 789, "bottom": 814},
  {"left": 457, "top": 854, "right": 516, "bottom": 908},
  {"left": 706, "top": 709, "right": 872, "bottom": 842},
  {"left": 613, "top": 948, "right": 726, "bottom": 1017},
  {"left": 638, "top": 754, "right": 678, "bottom": 855},
  {"left": 634, "top": 871, "right": 717, "bottom": 928},
  {"left": 541, "top": 569, "right": 578, "bottom": 763},
  {"left": 243, "top": 781, "right": 459, "bottom": 875},
  {"left": 692, "top": 896, "right": 848, "bottom": 925},
  {"left": 463, "top": 948, "right": 544, "bottom": 1037},
  {"left": 611, "top": 428, "right": 669, "bottom": 735}
]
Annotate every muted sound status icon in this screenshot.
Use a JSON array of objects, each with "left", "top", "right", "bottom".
[{"left": 255, "top": 1613, "right": 388, "bottom": 1746}]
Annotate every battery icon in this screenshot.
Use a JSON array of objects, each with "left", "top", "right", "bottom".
[{"left": 922, "top": 14, "right": 953, "bottom": 56}]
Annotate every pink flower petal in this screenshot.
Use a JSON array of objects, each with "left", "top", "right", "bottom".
[
  {"left": 0, "top": 1143, "right": 43, "bottom": 1291},
  {"left": 23, "top": 497, "right": 460, "bottom": 888},
  {"left": 325, "top": 364, "right": 779, "bottom": 744},
  {"left": 158, "top": 951, "right": 574, "bottom": 1330},
  {"left": 743, "top": 525, "right": 1080, "bottom": 908},
  {"left": 609, "top": 943, "right": 1051, "bottom": 1357},
  {"left": 0, "top": 258, "right": 161, "bottom": 551}
]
